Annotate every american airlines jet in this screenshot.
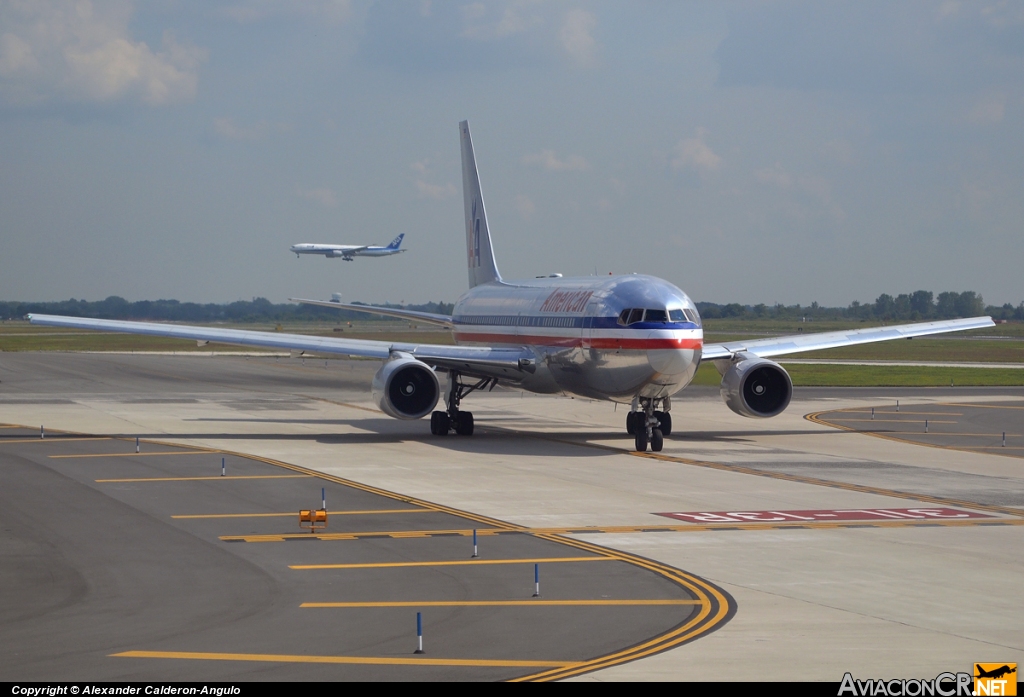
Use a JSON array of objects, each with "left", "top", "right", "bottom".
[
  {"left": 290, "top": 234, "right": 406, "bottom": 261},
  {"left": 30, "top": 121, "right": 994, "bottom": 452}
]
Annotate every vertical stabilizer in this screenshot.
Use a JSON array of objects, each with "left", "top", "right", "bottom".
[{"left": 460, "top": 121, "right": 502, "bottom": 288}]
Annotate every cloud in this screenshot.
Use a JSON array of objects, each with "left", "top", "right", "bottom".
[
  {"left": 967, "top": 94, "right": 1006, "bottom": 124},
  {"left": 415, "top": 180, "right": 457, "bottom": 199},
  {"left": 559, "top": 9, "right": 597, "bottom": 66},
  {"left": 754, "top": 164, "right": 793, "bottom": 189},
  {"left": 671, "top": 130, "right": 722, "bottom": 174},
  {"left": 214, "top": 117, "right": 270, "bottom": 140},
  {"left": 409, "top": 160, "right": 430, "bottom": 175},
  {"left": 0, "top": 0, "right": 206, "bottom": 107},
  {"left": 461, "top": 1, "right": 541, "bottom": 40},
  {"left": 521, "top": 149, "right": 589, "bottom": 171},
  {"left": 516, "top": 194, "right": 535, "bottom": 220},
  {"left": 221, "top": 0, "right": 352, "bottom": 24},
  {"left": 297, "top": 187, "right": 338, "bottom": 207}
]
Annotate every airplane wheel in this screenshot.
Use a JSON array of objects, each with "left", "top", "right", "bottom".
[
  {"left": 626, "top": 412, "right": 637, "bottom": 435},
  {"left": 655, "top": 411, "right": 672, "bottom": 437},
  {"left": 454, "top": 411, "right": 474, "bottom": 436},
  {"left": 634, "top": 429, "right": 648, "bottom": 452},
  {"left": 430, "top": 411, "right": 449, "bottom": 436},
  {"left": 650, "top": 428, "right": 664, "bottom": 452}
]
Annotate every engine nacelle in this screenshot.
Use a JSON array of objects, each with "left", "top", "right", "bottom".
[
  {"left": 719, "top": 353, "right": 793, "bottom": 418},
  {"left": 371, "top": 355, "right": 440, "bottom": 420}
]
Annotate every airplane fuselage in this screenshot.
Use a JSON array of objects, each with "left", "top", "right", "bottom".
[
  {"left": 290, "top": 243, "right": 405, "bottom": 260},
  {"left": 450, "top": 274, "right": 702, "bottom": 402}
]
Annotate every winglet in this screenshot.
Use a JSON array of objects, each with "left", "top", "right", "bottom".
[{"left": 460, "top": 121, "right": 502, "bottom": 288}]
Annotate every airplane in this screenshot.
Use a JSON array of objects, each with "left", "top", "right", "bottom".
[
  {"left": 290, "top": 234, "right": 406, "bottom": 261},
  {"left": 29, "top": 121, "right": 994, "bottom": 453},
  {"left": 975, "top": 665, "right": 1016, "bottom": 680}
]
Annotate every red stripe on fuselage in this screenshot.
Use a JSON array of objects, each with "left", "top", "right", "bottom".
[{"left": 452, "top": 332, "right": 703, "bottom": 350}]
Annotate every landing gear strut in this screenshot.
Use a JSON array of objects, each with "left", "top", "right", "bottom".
[
  {"left": 626, "top": 397, "right": 671, "bottom": 452},
  {"left": 429, "top": 371, "right": 495, "bottom": 436}
]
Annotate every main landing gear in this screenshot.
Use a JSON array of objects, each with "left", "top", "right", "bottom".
[
  {"left": 429, "top": 372, "right": 496, "bottom": 437},
  {"left": 625, "top": 397, "right": 672, "bottom": 452}
]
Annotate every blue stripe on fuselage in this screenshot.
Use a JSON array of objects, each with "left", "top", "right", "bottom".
[{"left": 451, "top": 315, "right": 699, "bottom": 330}]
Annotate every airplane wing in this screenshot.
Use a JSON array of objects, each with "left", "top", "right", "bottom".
[
  {"left": 291, "top": 298, "right": 453, "bottom": 328},
  {"left": 701, "top": 316, "right": 995, "bottom": 361},
  {"left": 26, "top": 314, "right": 533, "bottom": 381}
]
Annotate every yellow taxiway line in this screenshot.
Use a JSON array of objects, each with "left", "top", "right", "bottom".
[
  {"left": 290, "top": 556, "right": 612, "bottom": 570},
  {"left": 823, "top": 418, "right": 957, "bottom": 424},
  {"left": 173, "top": 509, "right": 425, "bottom": 519},
  {"left": 301, "top": 599, "right": 703, "bottom": 608},
  {"left": 112, "top": 650, "right": 577, "bottom": 668},
  {"left": 97, "top": 474, "right": 310, "bottom": 483},
  {"left": 50, "top": 450, "right": 211, "bottom": 459},
  {"left": 807, "top": 410, "right": 1024, "bottom": 462}
]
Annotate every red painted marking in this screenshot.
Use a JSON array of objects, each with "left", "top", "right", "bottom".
[
  {"left": 654, "top": 508, "right": 994, "bottom": 523},
  {"left": 453, "top": 332, "right": 703, "bottom": 350}
]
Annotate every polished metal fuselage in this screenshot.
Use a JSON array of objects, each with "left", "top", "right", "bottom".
[{"left": 450, "top": 274, "right": 702, "bottom": 403}]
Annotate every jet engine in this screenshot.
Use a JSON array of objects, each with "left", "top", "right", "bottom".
[
  {"left": 371, "top": 355, "right": 440, "bottom": 420},
  {"left": 719, "top": 353, "right": 793, "bottom": 418}
]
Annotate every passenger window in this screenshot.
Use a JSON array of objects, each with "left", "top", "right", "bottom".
[
  {"left": 627, "top": 308, "right": 644, "bottom": 325},
  {"left": 669, "top": 309, "right": 685, "bottom": 322},
  {"left": 645, "top": 309, "right": 668, "bottom": 322}
]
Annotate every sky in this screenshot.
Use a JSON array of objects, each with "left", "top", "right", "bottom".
[{"left": 1, "top": 0, "right": 1022, "bottom": 307}]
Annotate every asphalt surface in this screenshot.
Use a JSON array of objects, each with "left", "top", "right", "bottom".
[{"left": 0, "top": 425, "right": 725, "bottom": 681}]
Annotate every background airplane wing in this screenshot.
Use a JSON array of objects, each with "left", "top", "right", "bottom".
[
  {"left": 27, "top": 314, "right": 531, "bottom": 381},
  {"left": 700, "top": 316, "right": 995, "bottom": 361},
  {"left": 290, "top": 298, "right": 453, "bottom": 328}
]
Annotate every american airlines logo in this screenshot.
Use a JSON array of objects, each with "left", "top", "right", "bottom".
[{"left": 540, "top": 289, "right": 593, "bottom": 313}]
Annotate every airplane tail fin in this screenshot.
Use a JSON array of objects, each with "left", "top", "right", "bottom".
[
  {"left": 387, "top": 233, "right": 404, "bottom": 250},
  {"left": 460, "top": 120, "right": 502, "bottom": 288}
]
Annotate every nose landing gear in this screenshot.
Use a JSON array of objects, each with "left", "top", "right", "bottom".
[{"left": 626, "top": 396, "right": 671, "bottom": 452}]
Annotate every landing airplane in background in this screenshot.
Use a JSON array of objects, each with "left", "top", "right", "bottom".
[
  {"left": 30, "top": 121, "right": 994, "bottom": 452},
  {"left": 290, "top": 234, "right": 406, "bottom": 261}
]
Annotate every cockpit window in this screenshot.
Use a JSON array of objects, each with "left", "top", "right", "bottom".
[
  {"left": 644, "top": 309, "right": 668, "bottom": 323},
  {"left": 627, "top": 308, "right": 644, "bottom": 325},
  {"left": 618, "top": 309, "right": 630, "bottom": 326},
  {"left": 683, "top": 308, "right": 701, "bottom": 325},
  {"left": 669, "top": 309, "right": 685, "bottom": 322}
]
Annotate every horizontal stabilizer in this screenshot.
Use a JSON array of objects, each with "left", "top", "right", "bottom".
[{"left": 290, "top": 298, "right": 452, "bottom": 328}]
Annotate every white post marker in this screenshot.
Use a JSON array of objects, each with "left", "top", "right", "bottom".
[
  {"left": 533, "top": 563, "right": 540, "bottom": 597},
  {"left": 322, "top": 487, "right": 326, "bottom": 511},
  {"left": 221, "top": 457, "right": 226, "bottom": 477},
  {"left": 136, "top": 437, "right": 140, "bottom": 453},
  {"left": 414, "top": 612, "right": 424, "bottom": 654},
  {"left": 1003, "top": 432, "right": 1007, "bottom": 447},
  {"left": 897, "top": 400, "right": 900, "bottom": 412},
  {"left": 871, "top": 407, "right": 874, "bottom": 420},
  {"left": 925, "top": 419, "right": 929, "bottom": 433},
  {"left": 472, "top": 529, "right": 478, "bottom": 558},
  {"left": 40, "top": 425, "right": 44, "bottom": 439}
]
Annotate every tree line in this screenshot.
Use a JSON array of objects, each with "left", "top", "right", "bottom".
[
  {"left": 697, "top": 290, "right": 1023, "bottom": 321},
  {"left": 0, "top": 297, "right": 454, "bottom": 323},
  {"left": 1, "top": 290, "right": 1019, "bottom": 323}
]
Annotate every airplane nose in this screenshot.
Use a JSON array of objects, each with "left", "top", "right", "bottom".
[{"left": 648, "top": 346, "right": 694, "bottom": 375}]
